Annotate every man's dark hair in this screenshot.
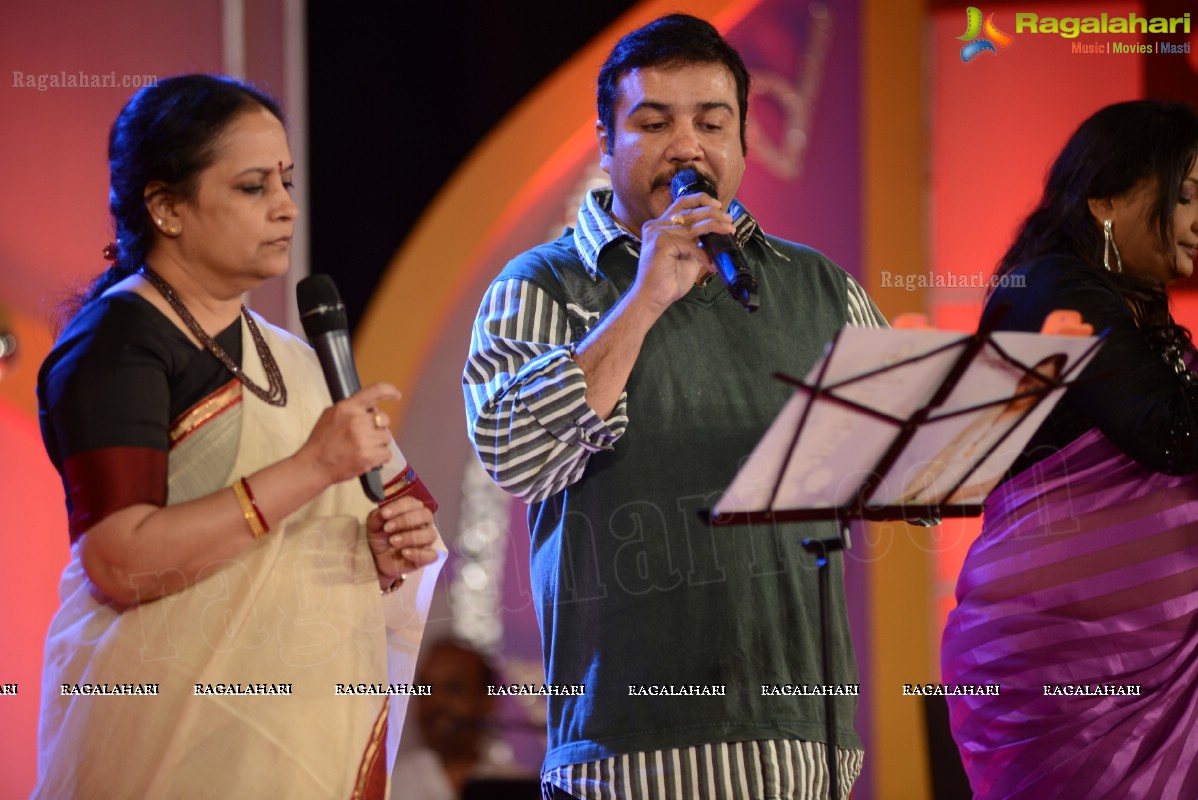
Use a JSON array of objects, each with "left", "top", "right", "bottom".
[{"left": 597, "top": 14, "right": 750, "bottom": 155}]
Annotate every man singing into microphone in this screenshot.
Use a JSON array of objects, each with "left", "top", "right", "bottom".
[{"left": 462, "top": 14, "right": 885, "bottom": 799}]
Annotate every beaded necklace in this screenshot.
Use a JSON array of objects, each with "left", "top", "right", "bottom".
[{"left": 141, "top": 266, "right": 287, "bottom": 406}]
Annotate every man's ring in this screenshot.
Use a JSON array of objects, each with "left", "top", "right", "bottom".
[
  {"left": 373, "top": 412, "right": 384, "bottom": 430},
  {"left": 670, "top": 213, "right": 685, "bottom": 226}
]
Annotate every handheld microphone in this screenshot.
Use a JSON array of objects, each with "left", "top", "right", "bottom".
[
  {"left": 296, "top": 274, "right": 385, "bottom": 502},
  {"left": 669, "top": 168, "right": 759, "bottom": 312}
]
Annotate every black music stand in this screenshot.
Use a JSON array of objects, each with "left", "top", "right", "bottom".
[{"left": 702, "top": 315, "right": 1105, "bottom": 800}]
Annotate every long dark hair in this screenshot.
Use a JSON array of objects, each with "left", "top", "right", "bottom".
[
  {"left": 995, "top": 99, "right": 1198, "bottom": 347},
  {"left": 64, "top": 74, "right": 283, "bottom": 323}
]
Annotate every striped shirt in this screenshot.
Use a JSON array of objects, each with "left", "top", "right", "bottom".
[
  {"left": 543, "top": 740, "right": 864, "bottom": 800},
  {"left": 463, "top": 188, "right": 884, "bottom": 504},
  {"left": 463, "top": 188, "right": 878, "bottom": 799}
]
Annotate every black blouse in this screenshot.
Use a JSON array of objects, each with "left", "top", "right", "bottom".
[
  {"left": 986, "top": 256, "right": 1198, "bottom": 477},
  {"left": 38, "top": 291, "right": 241, "bottom": 538}
]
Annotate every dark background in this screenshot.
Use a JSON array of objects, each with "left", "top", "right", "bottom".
[{"left": 308, "top": 2, "right": 639, "bottom": 330}]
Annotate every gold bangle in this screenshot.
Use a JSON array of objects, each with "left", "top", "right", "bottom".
[
  {"left": 231, "top": 479, "right": 267, "bottom": 539},
  {"left": 239, "top": 477, "right": 270, "bottom": 533},
  {"left": 381, "top": 574, "right": 406, "bottom": 595}
]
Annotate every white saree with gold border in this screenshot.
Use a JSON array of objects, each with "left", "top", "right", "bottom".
[{"left": 35, "top": 313, "right": 444, "bottom": 799}]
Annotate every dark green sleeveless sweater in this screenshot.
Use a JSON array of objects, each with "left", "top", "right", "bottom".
[{"left": 501, "top": 229, "right": 867, "bottom": 771}]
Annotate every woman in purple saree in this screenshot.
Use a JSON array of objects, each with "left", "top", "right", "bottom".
[{"left": 941, "top": 100, "right": 1198, "bottom": 799}]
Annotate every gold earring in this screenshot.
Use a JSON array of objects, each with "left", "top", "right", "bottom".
[{"left": 1103, "top": 219, "right": 1122, "bottom": 273}]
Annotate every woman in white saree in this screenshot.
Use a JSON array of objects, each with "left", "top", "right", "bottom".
[{"left": 35, "top": 74, "right": 444, "bottom": 799}]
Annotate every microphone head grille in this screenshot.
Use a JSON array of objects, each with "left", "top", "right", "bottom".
[
  {"left": 669, "top": 169, "right": 717, "bottom": 201},
  {"left": 296, "top": 274, "right": 348, "bottom": 338}
]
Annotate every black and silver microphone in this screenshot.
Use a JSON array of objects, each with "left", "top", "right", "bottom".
[
  {"left": 669, "top": 168, "right": 759, "bottom": 312},
  {"left": 296, "top": 274, "right": 385, "bottom": 502}
]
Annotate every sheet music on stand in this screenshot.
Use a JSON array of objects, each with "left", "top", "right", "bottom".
[
  {"left": 702, "top": 321, "right": 1104, "bottom": 800},
  {"left": 710, "top": 325, "right": 1104, "bottom": 524}
]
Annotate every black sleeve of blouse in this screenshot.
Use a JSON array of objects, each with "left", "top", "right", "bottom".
[
  {"left": 986, "top": 257, "right": 1198, "bottom": 474},
  {"left": 38, "top": 295, "right": 174, "bottom": 473}
]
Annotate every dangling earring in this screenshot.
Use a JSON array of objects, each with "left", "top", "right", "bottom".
[{"left": 1103, "top": 219, "right": 1123, "bottom": 273}]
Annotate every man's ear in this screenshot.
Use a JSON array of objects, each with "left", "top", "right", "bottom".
[{"left": 596, "top": 121, "right": 612, "bottom": 175}]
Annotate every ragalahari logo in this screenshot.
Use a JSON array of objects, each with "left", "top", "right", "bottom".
[{"left": 958, "top": 7, "right": 1014, "bottom": 61}]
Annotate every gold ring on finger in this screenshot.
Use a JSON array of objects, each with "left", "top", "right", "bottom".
[{"left": 670, "top": 213, "right": 686, "bottom": 226}]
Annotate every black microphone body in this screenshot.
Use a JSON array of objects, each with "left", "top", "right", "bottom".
[
  {"left": 296, "top": 274, "right": 385, "bottom": 502},
  {"left": 669, "top": 169, "right": 760, "bottom": 312}
]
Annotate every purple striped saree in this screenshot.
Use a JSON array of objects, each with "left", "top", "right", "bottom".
[{"left": 941, "top": 427, "right": 1198, "bottom": 799}]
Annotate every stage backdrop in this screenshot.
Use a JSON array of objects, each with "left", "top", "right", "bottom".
[{"left": 4, "top": 1, "right": 1197, "bottom": 798}]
